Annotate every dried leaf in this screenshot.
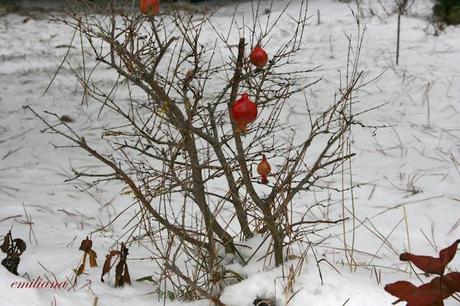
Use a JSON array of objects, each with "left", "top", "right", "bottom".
[
  {"left": 420, "top": 277, "right": 454, "bottom": 300},
  {"left": 121, "top": 187, "right": 133, "bottom": 195},
  {"left": 89, "top": 249, "right": 97, "bottom": 267},
  {"left": 101, "top": 244, "right": 130, "bottom": 287},
  {"left": 439, "top": 239, "right": 460, "bottom": 266},
  {"left": 406, "top": 290, "right": 444, "bottom": 306},
  {"left": 123, "top": 263, "right": 131, "bottom": 286},
  {"left": 101, "top": 254, "right": 113, "bottom": 282},
  {"left": 384, "top": 281, "right": 417, "bottom": 302},
  {"left": 102, "top": 130, "right": 123, "bottom": 137},
  {"left": 1, "top": 232, "right": 11, "bottom": 253},
  {"left": 2, "top": 256, "right": 20, "bottom": 275},
  {"left": 122, "top": 246, "right": 129, "bottom": 257},
  {"left": 167, "top": 291, "right": 175, "bottom": 301},
  {"left": 114, "top": 260, "right": 124, "bottom": 287},
  {"left": 60, "top": 115, "right": 74, "bottom": 123},
  {"left": 442, "top": 272, "right": 460, "bottom": 293},
  {"left": 79, "top": 238, "right": 93, "bottom": 252},
  {"left": 400, "top": 240, "right": 460, "bottom": 275},
  {"left": 135, "top": 275, "right": 155, "bottom": 283},
  {"left": 399, "top": 253, "right": 445, "bottom": 275},
  {"left": 77, "top": 252, "right": 88, "bottom": 275},
  {"left": 13, "top": 239, "right": 26, "bottom": 254}
]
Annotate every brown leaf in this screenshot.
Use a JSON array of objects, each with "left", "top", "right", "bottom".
[
  {"left": 114, "top": 260, "right": 126, "bottom": 287},
  {"left": 60, "top": 115, "right": 74, "bottom": 123},
  {"left": 114, "top": 260, "right": 124, "bottom": 287},
  {"left": 406, "top": 290, "right": 444, "bottom": 306},
  {"left": 13, "top": 239, "right": 26, "bottom": 254},
  {"left": 123, "top": 263, "right": 131, "bottom": 286},
  {"left": 399, "top": 240, "right": 460, "bottom": 275},
  {"left": 1, "top": 232, "right": 11, "bottom": 253},
  {"left": 442, "top": 272, "right": 460, "bottom": 293},
  {"left": 101, "top": 254, "right": 113, "bottom": 282},
  {"left": 89, "top": 249, "right": 97, "bottom": 267},
  {"left": 76, "top": 252, "right": 88, "bottom": 275},
  {"left": 399, "top": 253, "right": 444, "bottom": 275},
  {"left": 384, "top": 281, "right": 417, "bottom": 302},
  {"left": 439, "top": 239, "right": 460, "bottom": 267},
  {"left": 79, "top": 238, "right": 93, "bottom": 252}
]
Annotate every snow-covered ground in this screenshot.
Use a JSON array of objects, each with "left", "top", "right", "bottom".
[{"left": 1, "top": 0, "right": 460, "bottom": 305}]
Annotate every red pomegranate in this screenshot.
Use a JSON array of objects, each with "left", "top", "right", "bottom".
[
  {"left": 140, "top": 0, "right": 160, "bottom": 15},
  {"left": 257, "top": 155, "right": 271, "bottom": 184},
  {"left": 250, "top": 45, "right": 268, "bottom": 68},
  {"left": 231, "top": 93, "right": 258, "bottom": 132}
]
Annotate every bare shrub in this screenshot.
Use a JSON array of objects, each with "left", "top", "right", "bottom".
[{"left": 29, "top": 0, "right": 365, "bottom": 304}]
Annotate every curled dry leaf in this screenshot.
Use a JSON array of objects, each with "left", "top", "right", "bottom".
[
  {"left": 101, "top": 251, "right": 118, "bottom": 282},
  {"left": 123, "top": 263, "right": 131, "bottom": 286},
  {"left": 384, "top": 281, "right": 417, "bottom": 302},
  {"left": 399, "top": 240, "right": 460, "bottom": 275},
  {"left": 442, "top": 272, "right": 460, "bottom": 292},
  {"left": 114, "top": 260, "right": 124, "bottom": 287},
  {"left": 439, "top": 239, "right": 460, "bottom": 266},
  {"left": 101, "top": 244, "right": 131, "bottom": 287},
  {"left": 76, "top": 237, "right": 97, "bottom": 276},
  {"left": 406, "top": 290, "right": 444, "bottom": 306},
  {"left": 1, "top": 232, "right": 11, "bottom": 253},
  {"left": 76, "top": 251, "right": 87, "bottom": 276},
  {"left": 385, "top": 280, "right": 445, "bottom": 305},
  {"left": 399, "top": 253, "right": 444, "bottom": 275},
  {"left": 79, "top": 238, "right": 93, "bottom": 253},
  {"left": 60, "top": 115, "right": 74, "bottom": 123},
  {"left": 89, "top": 249, "right": 97, "bottom": 267},
  {"left": 13, "top": 239, "right": 26, "bottom": 254}
]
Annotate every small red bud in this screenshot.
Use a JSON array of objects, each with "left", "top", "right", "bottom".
[{"left": 257, "top": 154, "right": 271, "bottom": 184}]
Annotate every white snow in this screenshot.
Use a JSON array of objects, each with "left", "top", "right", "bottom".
[{"left": 1, "top": 0, "right": 460, "bottom": 305}]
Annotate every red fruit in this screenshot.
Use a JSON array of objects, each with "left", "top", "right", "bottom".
[
  {"left": 257, "top": 154, "right": 271, "bottom": 184},
  {"left": 231, "top": 93, "right": 258, "bottom": 132},
  {"left": 250, "top": 45, "right": 268, "bottom": 68},
  {"left": 140, "top": 0, "right": 160, "bottom": 15}
]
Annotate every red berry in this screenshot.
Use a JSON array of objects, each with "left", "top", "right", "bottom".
[{"left": 250, "top": 45, "right": 268, "bottom": 68}]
